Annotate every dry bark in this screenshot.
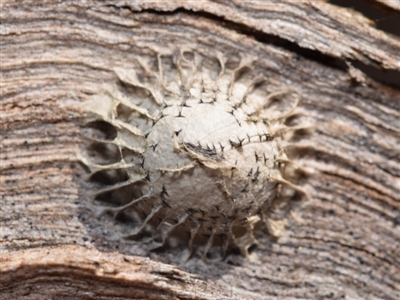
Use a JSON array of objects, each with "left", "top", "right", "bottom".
[
  {"left": 374, "top": 0, "right": 400, "bottom": 12},
  {"left": 1, "top": 1, "right": 399, "bottom": 299},
  {"left": 0, "top": 245, "right": 235, "bottom": 300}
]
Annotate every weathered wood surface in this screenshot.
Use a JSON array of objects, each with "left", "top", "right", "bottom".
[
  {"left": 374, "top": 0, "right": 400, "bottom": 11},
  {"left": 1, "top": 1, "right": 399, "bottom": 299},
  {"left": 0, "top": 245, "right": 236, "bottom": 300}
]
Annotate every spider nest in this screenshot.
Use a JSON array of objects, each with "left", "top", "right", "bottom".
[{"left": 80, "top": 48, "right": 310, "bottom": 261}]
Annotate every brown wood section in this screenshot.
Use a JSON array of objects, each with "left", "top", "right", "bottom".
[{"left": 1, "top": 1, "right": 399, "bottom": 299}]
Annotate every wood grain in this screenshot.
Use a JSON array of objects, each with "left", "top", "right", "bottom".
[
  {"left": 1, "top": 1, "right": 399, "bottom": 299},
  {"left": 0, "top": 245, "right": 236, "bottom": 300}
]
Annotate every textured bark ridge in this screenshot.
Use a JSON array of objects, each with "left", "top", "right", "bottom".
[
  {"left": 1, "top": 1, "right": 400, "bottom": 299},
  {"left": 81, "top": 51, "right": 309, "bottom": 261},
  {"left": 0, "top": 245, "right": 237, "bottom": 300}
]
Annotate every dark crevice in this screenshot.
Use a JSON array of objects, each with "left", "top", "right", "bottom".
[
  {"left": 251, "top": 29, "right": 348, "bottom": 72},
  {"left": 190, "top": 11, "right": 349, "bottom": 72},
  {"left": 352, "top": 60, "right": 400, "bottom": 88},
  {"left": 107, "top": 4, "right": 400, "bottom": 89},
  {"left": 111, "top": 5, "right": 348, "bottom": 72},
  {"left": 329, "top": 0, "right": 400, "bottom": 38}
]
